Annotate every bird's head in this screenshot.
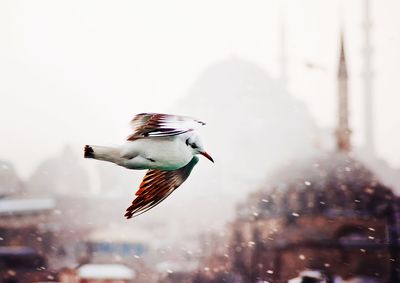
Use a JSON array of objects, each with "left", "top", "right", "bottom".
[{"left": 185, "top": 134, "right": 214, "bottom": 163}]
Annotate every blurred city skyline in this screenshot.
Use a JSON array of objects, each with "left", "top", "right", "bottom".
[
  {"left": 1, "top": 0, "right": 400, "bottom": 178},
  {"left": 1, "top": 1, "right": 400, "bottom": 282}
]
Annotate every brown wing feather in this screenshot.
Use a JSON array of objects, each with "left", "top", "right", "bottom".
[
  {"left": 127, "top": 113, "right": 205, "bottom": 141},
  {"left": 124, "top": 156, "right": 199, "bottom": 219}
]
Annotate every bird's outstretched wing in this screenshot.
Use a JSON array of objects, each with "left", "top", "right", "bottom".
[
  {"left": 124, "top": 156, "right": 199, "bottom": 219},
  {"left": 127, "top": 113, "right": 205, "bottom": 141}
]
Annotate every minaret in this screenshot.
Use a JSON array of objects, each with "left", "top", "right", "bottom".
[
  {"left": 336, "top": 32, "right": 351, "bottom": 152},
  {"left": 363, "top": 0, "right": 375, "bottom": 155},
  {"left": 279, "top": 7, "right": 288, "bottom": 88}
]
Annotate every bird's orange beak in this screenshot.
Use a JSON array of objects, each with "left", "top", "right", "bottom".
[{"left": 200, "top": 152, "right": 214, "bottom": 163}]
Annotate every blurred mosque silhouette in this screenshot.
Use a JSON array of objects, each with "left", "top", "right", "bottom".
[{"left": 187, "top": 4, "right": 400, "bottom": 283}]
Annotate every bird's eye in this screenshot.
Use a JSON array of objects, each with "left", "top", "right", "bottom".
[{"left": 191, "top": 143, "right": 198, "bottom": 149}]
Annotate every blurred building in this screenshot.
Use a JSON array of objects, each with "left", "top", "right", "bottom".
[
  {"left": 0, "top": 198, "right": 58, "bottom": 282},
  {"left": 0, "top": 160, "right": 23, "bottom": 197},
  {"left": 195, "top": 34, "right": 400, "bottom": 283},
  {"left": 227, "top": 151, "right": 399, "bottom": 282},
  {"left": 87, "top": 226, "right": 149, "bottom": 263},
  {"left": 28, "top": 145, "right": 91, "bottom": 197},
  {"left": 0, "top": 246, "right": 57, "bottom": 282},
  {"left": 0, "top": 198, "right": 56, "bottom": 251},
  {"left": 0, "top": 197, "right": 98, "bottom": 279}
]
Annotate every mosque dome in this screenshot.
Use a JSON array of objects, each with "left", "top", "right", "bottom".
[
  {"left": 175, "top": 58, "right": 317, "bottom": 185},
  {"left": 240, "top": 152, "right": 395, "bottom": 221}
]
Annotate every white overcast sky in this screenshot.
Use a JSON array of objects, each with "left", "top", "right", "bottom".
[{"left": 1, "top": 0, "right": 400, "bottom": 177}]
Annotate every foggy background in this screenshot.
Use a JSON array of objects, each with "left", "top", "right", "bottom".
[
  {"left": 2, "top": 0, "right": 400, "bottom": 282},
  {"left": 1, "top": 0, "right": 400, "bottom": 178}
]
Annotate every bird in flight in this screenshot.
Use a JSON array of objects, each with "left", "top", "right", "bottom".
[{"left": 84, "top": 113, "right": 214, "bottom": 218}]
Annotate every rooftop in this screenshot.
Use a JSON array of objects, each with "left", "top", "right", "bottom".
[
  {"left": 78, "top": 264, "right": 135, "bottom": 279},
  {"left": 0, "top": 198, "right": 56, "bottom": 216}
]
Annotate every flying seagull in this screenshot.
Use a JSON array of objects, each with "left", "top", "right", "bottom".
[{"left": 84, "top": 113, "right": 214, "bottom": 218}]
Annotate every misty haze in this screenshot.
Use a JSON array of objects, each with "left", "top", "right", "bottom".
[{"left": 1, "top": 1, "right": 400, "bottom": 282}]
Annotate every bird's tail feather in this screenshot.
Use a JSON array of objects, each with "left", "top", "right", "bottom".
[{"left": 84, "top": 145, "right": 123, "bottom": 166}]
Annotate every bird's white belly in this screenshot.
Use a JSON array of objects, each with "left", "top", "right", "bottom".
[{"left": 121, "top": 137, "right": 192, "bottom": 170}]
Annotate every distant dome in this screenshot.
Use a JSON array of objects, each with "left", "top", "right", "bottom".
[
  {"left": 176, "top": 58, "right": 317, "bottom": 182},
  {"left": 179, "top": 57, "right": 304, "bottom": 119},
  {"left": 241, "top": 152, "right": 395, "bottom": 220},
  {"left": 28, "top": 146, "right": 90, "bottom": 196}
]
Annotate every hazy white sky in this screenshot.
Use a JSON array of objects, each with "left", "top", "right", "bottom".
[{"left": 1, "top": 0, "right": 400, "bottom": 177}]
